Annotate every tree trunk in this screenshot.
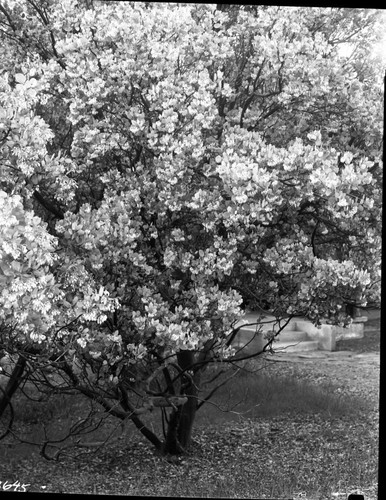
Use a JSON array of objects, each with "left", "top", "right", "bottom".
[
  {"left": 0, "top": 355, "right": 26, "bottom": 418},
  {"left": 163, "top": 350, "right": 200, "bottom": 455}
]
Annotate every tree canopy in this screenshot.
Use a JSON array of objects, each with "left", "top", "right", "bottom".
[{"left": 0, "top": 1, "right": 383, "bottom": 455}]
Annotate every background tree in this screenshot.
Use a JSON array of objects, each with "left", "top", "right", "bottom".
[{"left": 0, "top": 1, "right": 382, "bottom": 455}]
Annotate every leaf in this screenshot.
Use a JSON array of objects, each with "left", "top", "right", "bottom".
[
  {"left": 15, "top": 73, "right": 26, "bottom": 84},
  {"left": 0, "top": 262, "right": 13, "bottom": 277},
  {"left": 11, "top": 261, "right": 21, "bottom": 273}
]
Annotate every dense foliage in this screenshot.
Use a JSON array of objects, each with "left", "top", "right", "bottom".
[{"left": 0, "top": 1, "right": 383, "bottom": 454}]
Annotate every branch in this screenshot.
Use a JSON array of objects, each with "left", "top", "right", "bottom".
[
  {"left": 118, "top": 384, "right": 163, "bottom": 451},
  {"left": 26, "top": 0, "right": 66, "bottom": 69},
  {"left": 311, "top": 221, "right": 320, "bottom": 257},
  {"left": 201, "top": 367, "right": 227, "bottom": 388},
  {"left": 197, "top": 368, "right": 240, "bottom": 410},
  {"left": 0, "top": 385, "right": 14, "bottom": 440},
  {"left": 0, "top": 4, "right": 17, "bottom": 32},
  {"left": 225, "top": 316, "right": 295, "bottom": 362},
  {"left": 196, "top": 392, "right": 261, "bottom": 416},
  {"left": 0, "top": 355, "right": 27, "bottom": 418},
  {"left": 33, "top": 190, "right": 64, "bottom": 219}
]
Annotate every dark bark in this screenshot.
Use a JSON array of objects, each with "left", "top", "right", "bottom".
[
  {"left": 117, "top": 384, "right": 163, "bottom": 451},
  {"left": 33, "top": 190, "right": 64, "bottom": 220},
  {"left": 0, "top": 355, "right": 27, "bottom": 418},
  {"left": 60, "top": 361, "right": 164, "bottom": 451},
  {"left": 163, "top": 350, "right": 200, "bottom": 454}
]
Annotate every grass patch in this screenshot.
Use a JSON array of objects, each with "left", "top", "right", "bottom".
[{"left": 196, "top": 361, "right": 365, "bottom": 426}]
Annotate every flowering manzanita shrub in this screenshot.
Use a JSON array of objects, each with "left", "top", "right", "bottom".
[{"left": 0, "top": 1, "right": 382, "bottom": 455}]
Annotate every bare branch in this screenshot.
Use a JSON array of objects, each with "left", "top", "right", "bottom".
[
  {"left": 33, "top": 190, "right": 64, "bottom": 219},
  {"left": 197, "top": 367, "right": 240, "bottom": 410}
]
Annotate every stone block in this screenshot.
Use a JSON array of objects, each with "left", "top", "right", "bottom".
[
  {"left": 294, "top": 321, "right": 335, "bottom": 351},
  {"left": 233, "top": 326, "right": 266, "bottom": 355},
  {"left": 333, "top": 321, "right": 365, "bottom": 341}
]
